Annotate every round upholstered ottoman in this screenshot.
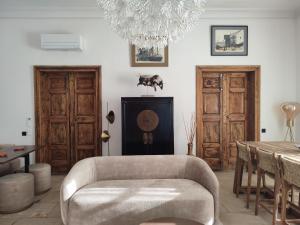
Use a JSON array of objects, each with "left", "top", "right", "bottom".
[
  {"left": 9, "top": 158, "right": 21, "bottom": 173},
  {"left": 29, "top": 163, "right": 51, "bottom": 194},
  {"left": 0, "top": 173, "right": 34, "bottom": 213},
  {"left": 0, "top": 163, "right": 10, "bottom": 177}
]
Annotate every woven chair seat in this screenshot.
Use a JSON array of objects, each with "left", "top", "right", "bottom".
[
  {"left": 281, "top": 157, "right": 300, "bottom": 188},
  {"left": 237, "top": 142, "right": 251, "bottom": 162},
  {"left": 256, "top": 149, "right": 276, "bottom": 174}
]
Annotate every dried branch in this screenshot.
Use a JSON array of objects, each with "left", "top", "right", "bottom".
[{"left": 183, "top": 112, "right": 197, "bottom": 144}]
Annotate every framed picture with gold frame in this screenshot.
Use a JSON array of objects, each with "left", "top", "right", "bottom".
[{"left": 131, "top": 45, "right": 168, "bottom": 67}]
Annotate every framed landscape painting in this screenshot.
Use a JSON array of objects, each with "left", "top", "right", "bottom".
[
  {"left": 131, "top": 45, "right": 168, "bottom": 67},
  {"left": 211, "top": 25, "right": 248, "bottom": 56}
]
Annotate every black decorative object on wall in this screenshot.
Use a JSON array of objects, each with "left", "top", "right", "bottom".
[
  {"left": 101, "top": 103, "right": 115, "bottom": 156},
  {"left": 122, "top": 97, "right": 174, "bottom": 155}
]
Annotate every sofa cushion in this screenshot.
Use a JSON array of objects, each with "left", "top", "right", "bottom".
[{"left": 68, "top": 179, "right": 214, "bottom": 225}]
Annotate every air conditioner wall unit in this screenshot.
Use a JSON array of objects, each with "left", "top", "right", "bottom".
[{"left": 41, "top": 34, "right": 84, "bottom": 50}]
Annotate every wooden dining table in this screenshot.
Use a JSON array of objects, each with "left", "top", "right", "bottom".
[
  {"left": 233, "top": 141, "right": 300, "bottom": 193},
  {"left": 233, "top": 141, "right": 300, "bottom": 213}
]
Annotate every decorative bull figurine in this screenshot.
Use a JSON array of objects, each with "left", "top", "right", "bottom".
[{"left": 137, "top": 75, "right": 163, "bottom": 91}]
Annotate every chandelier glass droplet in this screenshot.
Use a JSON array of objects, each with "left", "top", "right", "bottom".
[{"left": 97, "top": 0, "right": 207, "bottom": 48}]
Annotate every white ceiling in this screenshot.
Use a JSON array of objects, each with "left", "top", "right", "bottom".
[
  {"left": 0, "top": 0, "right": 300, "bottom": 11},
  {"left": 0, "top": 0, "right": 299, "bottom": 18},
  {"left": 208, "top": 0, "right": 300, "bottom": 10}
]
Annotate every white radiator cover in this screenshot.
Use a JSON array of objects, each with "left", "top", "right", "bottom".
[{"left": 41, "top": 34, "right": 84, "bottom": 50}]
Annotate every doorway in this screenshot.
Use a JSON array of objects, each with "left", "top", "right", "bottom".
[
  {"left": 34, "top": 66, "right": 102, "bottom": 173},
  {"left": 196, "top": 66, "right": 260, "bottom": 170}
]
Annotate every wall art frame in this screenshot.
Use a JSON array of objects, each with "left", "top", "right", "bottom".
[{"left": 211, "top": 25, "right": 248, "bottom": 56}]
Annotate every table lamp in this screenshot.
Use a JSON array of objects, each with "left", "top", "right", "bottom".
[{"left": 281, "top": 102, "right": 300, "bottom": 142}]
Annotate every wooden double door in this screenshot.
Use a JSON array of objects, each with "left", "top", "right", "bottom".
[
  {"left": 35, "top": 66, "right": 101, "bottom": 173},
  {"left": 196, "top": 66, "right": 260, "bottom": 170}
]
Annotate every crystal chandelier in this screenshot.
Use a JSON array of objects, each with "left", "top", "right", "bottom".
[{"left": 97, "top": 0, "right": 207, "bottom": 48}]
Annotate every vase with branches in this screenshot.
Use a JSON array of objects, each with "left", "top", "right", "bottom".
[{"left": 183, "top": 113, "right": 197, "bottom": 155}]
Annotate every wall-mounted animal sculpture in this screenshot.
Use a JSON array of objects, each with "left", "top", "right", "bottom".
[{"left": 137, "top": 75, "right": 163, "bottom": 91}]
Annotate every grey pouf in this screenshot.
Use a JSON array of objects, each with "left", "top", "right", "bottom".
[
  {"left": 0, "top": 159, "right": 21, "bottom": 177},
  {"left": 0, "top": 163, "right": 10, "bottom": 177},
  {"left": 0, "top": 145, "right": 20, "bottom": 176},
  {"left": 29, "top": 163, "right": 51, "bottom": 194},
  {"left": 0, "top": 173, "right": 34, "bottom": 213},
  {"left": 9, "top": 158, "right": 21, "bottom": 173}
]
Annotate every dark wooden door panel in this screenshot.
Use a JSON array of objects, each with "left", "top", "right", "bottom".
[
  {"left": 35, "top": 66, "right": 101, "bottom": 174},
  {"left": 72, "top": 72, "right": 99, "bottom": 164},
  {"left": 46, "top": 73, "right": 71, "bottom": 173},
  {"left": 198, "top": 73, "right": 223, "bottom": 170},
  {"left": 224, "top": 73, "right": 247, "bottom": 168}
]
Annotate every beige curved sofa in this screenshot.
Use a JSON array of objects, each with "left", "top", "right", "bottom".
[{"left": 60, "top": 155, "right": 222, "bottom": 225}]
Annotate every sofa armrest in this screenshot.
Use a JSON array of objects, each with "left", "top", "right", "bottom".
[
  {"left": 60, "top": 158, "right": 97, "bottom": 225},
  {"left": 184, "top": 156, "right": 222, "bottom": 225}
]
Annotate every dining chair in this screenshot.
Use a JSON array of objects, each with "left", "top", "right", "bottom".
[
  {"left": 255, "top": 148, "right": 281, "bottom": 225},
  {"left": 278, "top": 155, "right": 300, "bottom": 225},
  {"left": 236, "top": 141, "right": 255, "bottom": 208}
]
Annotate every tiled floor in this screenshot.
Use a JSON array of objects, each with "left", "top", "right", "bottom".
[
  {"left": 218, "top": 171, "right": 273, "bottom": 225},
  {"left": 0, "top": 171, "right": 298, "bottom": 225}
]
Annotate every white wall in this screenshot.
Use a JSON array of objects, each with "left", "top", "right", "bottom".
[{"left": 0, "top": 16, "right": 297, "bottom": 157}]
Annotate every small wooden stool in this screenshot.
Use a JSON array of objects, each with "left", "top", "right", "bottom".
[
  {"left": 140, "top": 218, "right": 204, "bottom": 225},
  {"left": 29, "top": 163, "right": 51, "bottom": 194},
  {"left": 0, "top": 173, "right": 34, "bottom": 213}
]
